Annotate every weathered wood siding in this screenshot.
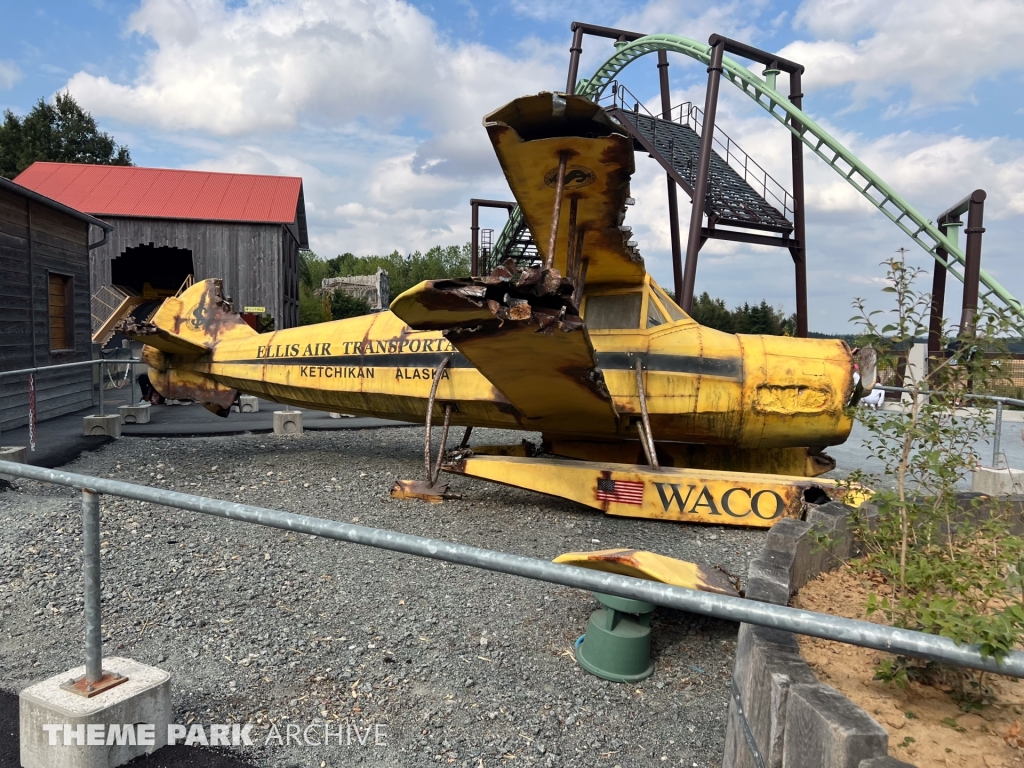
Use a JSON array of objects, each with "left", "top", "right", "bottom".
[
  {"left": 90, "top": 217, "right": 297, "bottom": 328},
  {"left": 0, "top": 185, "right": 94, "bottom": 431}
]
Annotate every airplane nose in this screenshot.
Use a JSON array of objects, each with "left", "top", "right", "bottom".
[{"left": 747, "top": 336, "right": 855, "bottom": 448}]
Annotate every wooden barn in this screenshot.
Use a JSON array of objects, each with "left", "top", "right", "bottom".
[
  {"left": 14, "top": 163, "right": 308, "bottom": 335},
  {"left": 0, "top": 177, "right": 114, "bottom": 431}
]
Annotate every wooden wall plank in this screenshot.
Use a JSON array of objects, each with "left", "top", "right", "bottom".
[{"left": 91, "top": 217, "right": 289, "bottom": 327}]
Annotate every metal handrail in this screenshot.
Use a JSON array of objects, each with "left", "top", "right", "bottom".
[
  {"left": 0, "top": 355, "right": 141, "bottom": 448},
  {"left": 3, "top": 459, "right": 1024, "bottom": 682},
  {"left": 870, "top": 384, "right": 1023, "bottom": 468},
  {"left": 599, "top": 81, "right": 794, "bottom": 218}
]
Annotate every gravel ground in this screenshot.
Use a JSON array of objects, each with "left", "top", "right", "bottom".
[{"left": 0, "top": 427, "right": 768, "bottom": 768}]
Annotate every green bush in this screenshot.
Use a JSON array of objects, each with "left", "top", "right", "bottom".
[{"left": 846, "top": 253, "right": 1022, "bottom": 706}]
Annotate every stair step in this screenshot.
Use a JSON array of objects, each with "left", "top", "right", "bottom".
[{"left": 609, "top": 108, "right": 793, "bottom": 234}]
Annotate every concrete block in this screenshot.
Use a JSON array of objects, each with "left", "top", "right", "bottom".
[
  {"left": 766, "top": 518, "right": 816, "bottom": 591},
  {"left": 746, "top": 549, "right": 795, "bottom": 605},
  {"left": 781, "top": 683, "right": 888, "bottom": 768},
  {"left": 19, "top": 657, "right": 171, "bottom": 768},
  {"left": 117, "top": 404, "right": 150, "bottom": 425},
  {"left": 273, "top": 410, "right": 303, "bottom": 436},
  {"left": 744, "top": 629, "right": 819, "bottom": 768},
  {"left": 807, "top": 501, "right": 853, "bottom": 568},
  {"left": 0, "top": 445, "right": 27, "bottom": 481},
  {"left": 726, "top": 624, "right": 816, "bottom": 768},
  {"left": 82, "top": 415, "right": 120, "bottom": 438},
  {"left": 238, "top": 395, "right": 259, "bottom": 413},
  {"left": 971, "top": 466, "right": 1024, "bottom": 496},
  {"left": 859, "top": 758, "right": 916, "bottom": 768}
]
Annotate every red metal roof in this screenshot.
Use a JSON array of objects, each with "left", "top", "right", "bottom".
[{"left": 14, "top": 162, "right": 305, "bottom": 228}]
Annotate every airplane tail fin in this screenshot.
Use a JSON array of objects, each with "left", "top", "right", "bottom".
[
  {"left": 116, "top": 279, "right": 256, "bottom": 415},
  {"left": 117, "top": 278, "right": 257, "bottom": 355}
]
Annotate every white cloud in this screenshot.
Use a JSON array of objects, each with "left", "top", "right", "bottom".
[
  {"left": 67, "top": 0, "right": 556, "bottom": 148},
  {"left": 783, "top": 0, "right": 1024, "bottom": 109},
  {"left": 0, "top": 60, "right": 22, "bottom": 90},
  {"left": 615, "top": 0, "right": 770, "bottom": 44},
  {"left": 55, "top": 0, "right": 1024, "bottom": 330}
]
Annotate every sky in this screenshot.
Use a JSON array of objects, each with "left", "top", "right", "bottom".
[{"left": 2, "top": 0, "right": 1023, "bottom": 332}]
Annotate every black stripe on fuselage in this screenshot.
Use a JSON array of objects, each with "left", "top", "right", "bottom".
[
  {"left": 595, "top": 352, "right": 742, "bottom": 379},
  {"left": 225, "top": 352, "right": 742, "bottom": 378}
]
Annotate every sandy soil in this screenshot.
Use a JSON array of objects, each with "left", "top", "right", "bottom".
[{"left": 793, "top": 567, "right": 1024, "bottom": 768}]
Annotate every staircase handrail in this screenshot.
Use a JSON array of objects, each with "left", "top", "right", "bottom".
[{"left": 600, "top": 81, "right": 794, "bottom": 218}]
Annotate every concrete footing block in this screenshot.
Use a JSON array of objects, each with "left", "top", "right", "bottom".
[
  {"left": 19, "top": 657, "right": 171, "bottom": 768},
  {"left": 117, "top": 404, "right": 150, "bottom": 425},
  {"left": 83, "top": 415, "right": 121, "bottom": 438},
  {"left": 273, "top": 410, "right": 303, "bottom": 436},
  {"left": 972, "top": 466, "right": 1024, "bottom": 495},
  {"left": 238, "top": 395, "right": 259, "bottom": 413},
  {"left": 0, "top": 445, "right": 28, "bottom": 481}
]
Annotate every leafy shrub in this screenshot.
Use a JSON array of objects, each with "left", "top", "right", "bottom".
[{"left": 847, "top": 254, "right": 1022, "bottom": 705}]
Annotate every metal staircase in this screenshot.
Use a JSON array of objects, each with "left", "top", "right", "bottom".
[
  {"left": 485, "top": 82, "right": 796, "bottom": 273},
  {"left": 601, "top": 83, "right": 792, "bottom": 234},
  {"left": 484, "top": 207, "right": 540, "bottom": 275}
]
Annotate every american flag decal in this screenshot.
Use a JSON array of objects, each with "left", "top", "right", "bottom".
[{"left": 596, "top": 478, "right": 644, "bottom": 506}]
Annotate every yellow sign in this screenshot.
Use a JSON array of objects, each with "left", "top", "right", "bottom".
[{"left": 243, "top": 306, "right": 266, "bottom": 313}]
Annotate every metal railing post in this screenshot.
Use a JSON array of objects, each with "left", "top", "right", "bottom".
[
  {"left": 82, "top": 488, "right": 103, "bottom": 683},
  {"left": 994, "top": 400, "right": 1003, "bottom": 467},
  {"left": 98, "top": 360, "right": 104, "bottom": 416}
]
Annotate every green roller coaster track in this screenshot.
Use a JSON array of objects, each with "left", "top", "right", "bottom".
[{"left": 490, "top": 33, "right": 1024, "bottom": 333}]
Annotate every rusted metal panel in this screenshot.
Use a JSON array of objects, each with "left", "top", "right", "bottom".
[
  {"left": 390, "top": 264, "right": 618, "bottom": 434},
  {"left": 484, "top": 92, "right": 644, "bottom": 287}
]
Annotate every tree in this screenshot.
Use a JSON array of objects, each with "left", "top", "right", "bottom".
[
  {"left": 297, "top": 245, "right": 472, "bottom": 326},
  {"left": 690, "top": 292, "right": 734, "bottom": 333},
  {"left": 689, "top": 292, "right": 796, "bottom": 336},
  {"left": 329, "top": 291, "right": 372, "bottom": 320},
  {"left": 0, "top": 92, "right": 132, "bottom": 179}
]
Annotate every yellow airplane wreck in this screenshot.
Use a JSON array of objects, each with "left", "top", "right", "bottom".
[{"left": 121, "top": 92, "right": 868, "bottom": 528}]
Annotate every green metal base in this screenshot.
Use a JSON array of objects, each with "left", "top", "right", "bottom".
[{"left": 574, "top": 593, "right": 655, "bottom": 683}]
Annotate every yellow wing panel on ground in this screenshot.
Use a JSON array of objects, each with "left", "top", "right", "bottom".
[
  {"left": 484, "top": 93, "right": 644, "bottom": 286},
  {"left": 553, "top": 549, "right": 739, "bottom": 596}
]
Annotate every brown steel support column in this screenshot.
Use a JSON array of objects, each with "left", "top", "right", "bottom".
[
  {"left": 680, "top": 40, "right": 724, "bottom": 313},
  {"left": 788, "top": 69, "right": 808, "bottom": 337},
  {"left": 658, "top": 50, "right": 684, "bottom": 304},
  {"left": 928, "top": 223, "right": 951, "bottom": 356},
  {"left": 960, "top": 189, "right": 986, "bottom": 337},
  {"left": 566, "top": 26, "right": 585, "bottom": 94},
  {"left": 470, "top": 202, "right": 480, "bottom": 277}
]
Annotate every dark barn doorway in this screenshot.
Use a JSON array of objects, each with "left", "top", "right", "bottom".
[{"left": 111, "top": 243, "right": 194, "bottom": 296}]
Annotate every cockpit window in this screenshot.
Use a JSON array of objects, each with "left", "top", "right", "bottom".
[
  {"left": 585, "top": 292, "right": 643, "bottom": 330},
  {"left": 652, "top": 284, "right": 689, "bottom": 322},
  {"left": 646, "top": 296, "right": 666, "bottom": 328}
]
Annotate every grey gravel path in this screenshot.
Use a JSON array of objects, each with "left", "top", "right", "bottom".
[{"left": 0, "top": 428, "right": 765, "bottom": 768}]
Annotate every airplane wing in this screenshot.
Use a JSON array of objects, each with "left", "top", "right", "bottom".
[
  {"left": 390, "top": 278, "right": 618, "bottom": 434},
  {"left": 484, "top": 92, "right": 644, "bottom": 287}
]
